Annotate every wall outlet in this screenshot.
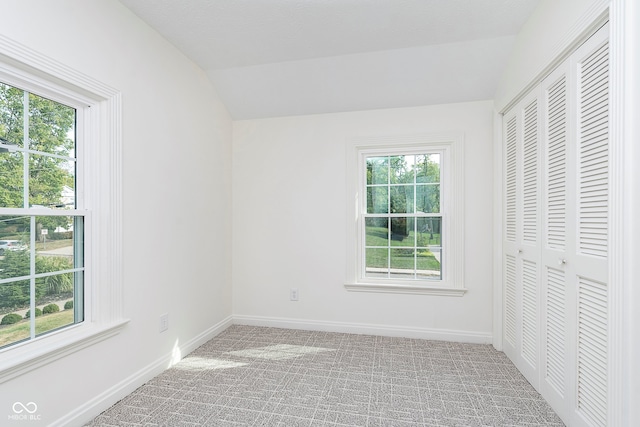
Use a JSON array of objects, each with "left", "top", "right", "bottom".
[
  {"left": 159, "top": 313, "right": 169, "bottom": 332},
  {"left": 290, "top": 288, "right": 299, "bottom": 301}
]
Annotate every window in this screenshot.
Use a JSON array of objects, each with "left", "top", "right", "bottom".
[
  {"left": 0, "top": 38, "right": 125, "bottom": 382},
  {"left": 345, "top": 135, "right": 466, "bottom": 296},
  {"left": 0, "top": 82, "right": 84, "bottom": 349}
]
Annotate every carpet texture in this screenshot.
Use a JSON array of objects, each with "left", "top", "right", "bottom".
[{"left": 86, "top": 325, "right": 563, "bottom": 426}]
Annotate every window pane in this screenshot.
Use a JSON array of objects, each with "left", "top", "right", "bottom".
[
  {"left": 0, "top": 82, "right": 25, "bottom": 148},
  {"left": 0, "top": 279, "right": 31, "bottom": 347},
  {"left": 35, "top": 272, "right": 75, "bottom": 337},
  {"left": 417, "top": 217, "right": 442, "bottom": 246},
  {"left": 365, "top": 248, "right": 388, "bottom": 277},
  {"left": 390, "top": 217, "right": 414, "bottom": 247},
  {"left": 416, "top": 184, "right": 440, "bottom": 213},
  {"left": 417, "top": 216, "right": 442, "bottom": 280},
  {"left": 0, "top": 215, "right": 30, "bottom": 259},
  {"left": 29, "top": 154, "right": 75, "bottom": 209},
  {"left": 0, "top": 150, "right": 25, "bottom": 208},
  {"left": 366, "top": 186, "right": 388, "bottom": 214},
  {"left": 390, "top": 185, "right": 414, "bottom": 213},
  {"left": 416, "top": 154, "right": 440, "bottom": 183},
  {"left": 390, "top": 248, "right": 415, "bottom": 278},
  {"left": 28, "top": 93, "right": 76, "bottom": 157},
  {"left": 366, "top": 157, "right": 388, "bottom": 185},
  {"left": 0, "top": 215, "right": 32, "bottom": 348},
  {"left": 0, "top": 215, "right": 82, "bottom": 349},
  {"left": 390, "top": 155, "right": 413, "bottom": 184},
  {"left": 417, "top": 246, "right": 442, "bottom": 280},
  {"left": 365, "top": 217, "right": 388, "bottom": 246}
]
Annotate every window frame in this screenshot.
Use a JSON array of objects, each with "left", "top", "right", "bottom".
[
  {"left": 345, "top": 134, "right": 466, "bottom": 296},
  {"left": 0, "top": 36, "right": 126, "bottom": 383}
]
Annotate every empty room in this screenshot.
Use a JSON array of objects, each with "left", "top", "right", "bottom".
[{"left": 0, "top": 0, "right": 638, "bottom": 426}]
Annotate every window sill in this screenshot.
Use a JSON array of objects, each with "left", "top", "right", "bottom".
[
  {"left": 0, "top": 318, "right": 129, "bottom": 384},
  {"left": 344, "top": 282, "right": 468, "bottom": 296}
]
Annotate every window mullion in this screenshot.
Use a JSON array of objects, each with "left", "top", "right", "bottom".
[
  {"left": 23, "top": 91, "right": 29, "bottom": 209},
  {"left": 29, "top": 216, "right": 36, "bottom": 339},
  {"left": 413, "top": 161, "right": 417, "bottom": 278},
  {"left": 387, "top": 157, "right": 391, "bottom": 277}
]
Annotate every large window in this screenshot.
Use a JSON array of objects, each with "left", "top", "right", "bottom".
[
  {"left": 364, "top": 153, "right": 442, "bottom": 280},
  {"left": 0, "top": 37, "right": 125, "bottom": 381},
  {"left": 346, "top": 136, "right": 466, "bottom": 296},
  {"left": 0, "top": 82, "right": 84, "bottom": 349}
]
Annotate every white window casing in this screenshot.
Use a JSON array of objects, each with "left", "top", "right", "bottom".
[
  {"left": 345, "top": 133, "right": 466, "bottom": 296},
  {"left": 0, "top": 35, "right": 126, "bottom": 383}
]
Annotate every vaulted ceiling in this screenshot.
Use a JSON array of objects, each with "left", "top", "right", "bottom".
[{"left": 119, "top": 0, "right": 540, "bottom": 119}]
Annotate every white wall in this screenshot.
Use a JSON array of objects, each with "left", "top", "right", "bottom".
[
  {"left": 232, "top": 101, "right": 494, "bottom": 341},
  {"left": 494, "top": 0, "right": 608, "bottom": 111},
  {"left": 0, "top": 1, "right": 233, "bottom": 425}
]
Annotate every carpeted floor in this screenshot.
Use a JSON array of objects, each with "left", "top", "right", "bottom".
[{"left": 86, "top": 325, "right": 563, "bottom": 426}]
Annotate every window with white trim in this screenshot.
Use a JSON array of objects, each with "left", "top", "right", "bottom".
[
  {"left": 0, "top": 81, "right": 84, "bottom": 349},
  {"left": 0, "top": 37, "right": 126, "bottom": 382},
  {"left": 346, "top": 136, "right": 466, "bottom": 296}
]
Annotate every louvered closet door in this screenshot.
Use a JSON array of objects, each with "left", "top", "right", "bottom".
[
  {"left": 503, "top": 108, "right": 519, "bottom": 362},
  {"left": 540, "top": 56, "right": 575, "bottom": 424},
  {"left": 571, "top": 25, "right": 609, "bottom": 427},
  {"left": 539, "top": 24, "right": 610, "bottom": 427},
  {"left": 502, "top": 91, "right": 542, "bottom": 390},
  {"left": 502, "top": 22, "right": 610, "bottom": 427}
]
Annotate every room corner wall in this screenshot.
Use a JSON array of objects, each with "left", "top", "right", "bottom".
[
  {"left": 494, "top": 0, "right": 609, "bottom": 112},
  {"left": 0, "top": 1, "right": 233, "bottom": 425},
  {"left": 232, "top": 101, "right": 495, "bottom": 342}
]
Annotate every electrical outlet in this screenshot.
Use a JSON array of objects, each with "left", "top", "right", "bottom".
[
  {"left": 159, "top": 313, "right": 169, "bottom": 332},
  {"left": 290, "top": 288, "right": 299, "bottom": 301}
]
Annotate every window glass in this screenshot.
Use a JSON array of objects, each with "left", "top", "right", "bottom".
[
  {"left": 363, "top": 153, "right": 442, "bottom": 281},
  {"left": 0, "top": 80, "right": 83, "bottom": 350}
]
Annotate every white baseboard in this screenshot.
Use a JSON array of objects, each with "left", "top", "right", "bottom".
[
  {"left": 52, "top": 315, "right": 233, "bottom": 427},
  {"left": 233, "top": 315, "right": 493, "bottom": 344}
]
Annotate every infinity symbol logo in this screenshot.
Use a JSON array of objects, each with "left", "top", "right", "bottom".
[{"left": 12, "top": 402, "right": 38, "bottom": 414}]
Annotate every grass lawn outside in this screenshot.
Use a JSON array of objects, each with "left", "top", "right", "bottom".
[
  {"left": 365, "top": 226, "right": 441, "bottom": 272},
  {"left": 0, "top": 310, "right": 75, "bottom": 348}
]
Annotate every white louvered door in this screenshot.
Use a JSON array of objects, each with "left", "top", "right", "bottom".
[
  {"left": 572, "top": 26, "right": 609, "bottom": 427},
  {"left": 502, "top": 90, "right": 541, "bottom": 389},
  {"left": 540, "top": 55, "right": 576, "bottom": 423},
  {"left": 503, "top": 110, "right": 519, "bottom": 359},
  {"left": 503, "top": 23, "right": 610, "bottom": 427}
]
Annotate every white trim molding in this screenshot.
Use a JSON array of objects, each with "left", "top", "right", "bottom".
[
  {"left": 609, "top": 1, "right": 631, "bottom": 425},
  {"left": 233, "top": 315, "right": 492, "bottom": 344},
  {"left": 344, "top": 282, "right": 466, "bottom": 296}
]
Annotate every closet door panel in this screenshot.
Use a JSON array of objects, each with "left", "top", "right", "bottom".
[
  {"left": 573, "top": 27, "right": 609, "bottom": 427},
  {"left": 502, "top": 91, "right": 541, "bottom": 388},
  {"left": 545, "top": 266, "right": 567, "bottom": 396},
  {"left": 503, "top": 110, "right": 519, "bottom": 362},
  {"left": 540, "top": 60, "right": 575, "bottom": 422},
  {"left": 519, "top": 94, "right": 541, "bottom": 380}
]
